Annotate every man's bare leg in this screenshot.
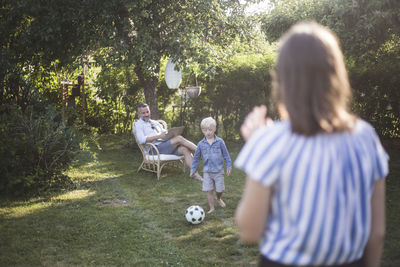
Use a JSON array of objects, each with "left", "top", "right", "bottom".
[
  {"left": 216, "top": 192, "right": 226, "bottom": 208},
  {"left": 178, "top": 146, "right": 193, "bottom": 168},
  {"left": 178, "top": 146, "right": 202, "bottom": 181},
  {"left": 207, "top": 190, "right": 215, "bottom": 214},
  {"left": 170, "top": 136, "right": 197, "bottom": 152}
]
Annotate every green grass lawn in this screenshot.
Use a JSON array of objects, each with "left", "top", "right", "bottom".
[{"left": 0, "top": 135, "right": 399, "bottom": 266}]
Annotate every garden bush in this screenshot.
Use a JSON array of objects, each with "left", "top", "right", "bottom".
[{"left": 0, "top": 104, "right": 80, "bottom": 196}]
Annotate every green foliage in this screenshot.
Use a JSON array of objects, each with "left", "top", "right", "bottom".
[
  {"left": 260, "top": 0, "right": 400, "bottom": 137},
  {"left": 0, "top": 104, "right": 79, "bottom": 196},
  {"left": 262, "top": 0, "right": 320, "bottom": 42},
  {"left": 1, "top": 0, "right": 261, "bottom": 135},
  {"left": 87, "top": 62, "right": 148, "bottom": 134},
  {"left": 1, "top": 0, "right": 93, "bottom": 76},
  {"left": 2, "top": 0, "right": 399, "bottom": 145},
  {"left": 181, "top": 47, "right": 277, "bottom": 141},
  {"left": 91, "top": 0, "right": 256, "bottom": 117},
  {"left": 350, "top": 33, "right": 400, "bottom": 138},
  {"left": 212, "top": 52, "right": 277, "bottom": 140}
]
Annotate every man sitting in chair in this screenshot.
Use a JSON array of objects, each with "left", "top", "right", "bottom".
[{"left": 134, "top": 103, "right": 203, "bottom": 181}]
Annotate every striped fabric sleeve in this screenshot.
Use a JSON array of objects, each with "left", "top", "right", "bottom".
[
  {"left": 368, "top": 125, "right": 389, "bottom": 181},
  {"left": 234, "top": 123, "right": 287, "bottom": 187}
]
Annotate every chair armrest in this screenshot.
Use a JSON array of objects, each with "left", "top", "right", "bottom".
[
  {"left": 157, "top": 120, "right": 168, "bottom": 130},
  {"left": 143, "top": 142, "right": 161, "bottom": 161}
]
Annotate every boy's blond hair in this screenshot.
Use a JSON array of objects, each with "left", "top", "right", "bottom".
[{"left": 201, "top": 117, "right": 216, "bottom": 129}]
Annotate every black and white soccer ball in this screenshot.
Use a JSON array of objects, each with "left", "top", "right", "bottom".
[{"left": 185, "top": 205, "right": 205, "bottom": 224}]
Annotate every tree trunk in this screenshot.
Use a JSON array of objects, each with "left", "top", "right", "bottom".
[
  {"left": 143, "top": 78, "right": 160, "bottom": 119},
  {"left": 135, "top": 65, "right": 161, "bottom": 119}
]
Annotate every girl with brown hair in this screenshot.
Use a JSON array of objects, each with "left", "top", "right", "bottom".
[{"left": 235, "top": 22, "right": 388, "bottom": 267}]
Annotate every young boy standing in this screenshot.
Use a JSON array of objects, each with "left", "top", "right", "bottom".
[{"left": 190, "top": 117, "right": 232, "bottom": 214}]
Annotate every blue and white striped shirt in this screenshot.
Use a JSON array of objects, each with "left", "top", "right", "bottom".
[{"left": 234, "top": 119, "right": 389, "bottom": 265}]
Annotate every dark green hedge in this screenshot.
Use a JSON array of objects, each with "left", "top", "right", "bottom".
[{"left": 0, "top": 104, "right": 79, "bottom": 196}]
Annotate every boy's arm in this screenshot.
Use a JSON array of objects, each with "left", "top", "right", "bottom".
[
  {"left": 220, "top": 140, "right": 232, "bottom": 171},
  {"left": 190, "top": 146, "right": 202, "bottom": 175}
]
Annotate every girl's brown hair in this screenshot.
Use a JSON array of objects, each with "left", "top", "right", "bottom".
[{"left": 272, "top": 21, "right": 356, "bottom": 135}]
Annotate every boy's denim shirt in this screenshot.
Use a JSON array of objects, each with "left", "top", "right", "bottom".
[{"left": 191, "top": 135, "right": 232, "bottom": 174}]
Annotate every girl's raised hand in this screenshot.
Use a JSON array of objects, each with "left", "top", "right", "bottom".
[{"left": 240, "top": 105, "right": 272, "bottom": 141}]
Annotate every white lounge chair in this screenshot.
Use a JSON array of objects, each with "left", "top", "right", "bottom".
[{"left": 132, "top": 120, "right": 185, "bottom": 179}]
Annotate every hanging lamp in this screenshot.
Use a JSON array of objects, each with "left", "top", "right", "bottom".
[{"left": 164, "top": 59, "right": 182, "bottom": 89}]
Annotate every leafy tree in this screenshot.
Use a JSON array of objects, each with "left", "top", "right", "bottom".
[
  {"left": 96, "top": 0, "right": 256, "bottom": 119},
  {"left": 1, "top": 0, "right": 99, "bottom": 109},
  {"left": 2, "top": 0, "right": 257, "bottom": 118},
  {"left": 1, "top": 0, "right": 93, "bottom": 194}
]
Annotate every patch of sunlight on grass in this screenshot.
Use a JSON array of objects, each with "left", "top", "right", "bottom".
[
  {"left": 177, "top": 228, "right": 204, "bottom": 240},
  {"left": 66, "top": 168, "right": 123, "bottom": 182},
  {"left": 177, "top": 220, "right": 221, "bottom": 240},
  {"left": 0, "top": 201, "right": 51, "bottom": 219},
  {"left": 51, "top": 189, "right": 94, "bottom": 201},
  {"left": 0, "top": 190, "right": 94, "bottom": 219}
]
